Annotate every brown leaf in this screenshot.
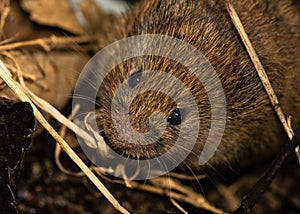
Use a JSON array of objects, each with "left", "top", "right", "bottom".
[
  {"left": 20, "top": 0, "right": 85, "bottom": 35},
  {"left": 0, "top": 49, "right": 89, "bottom": 110}
]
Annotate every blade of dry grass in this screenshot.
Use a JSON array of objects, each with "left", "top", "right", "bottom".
[
  {"left": 94, "top": 168, "right": 225, "bottom": 214},
  {"left": 0, "top": 0, "right": 10, "bottom": 40},
  {"left": 24, "top": 87, "right": 97, "bottom": 148},
  {"left": 170, "top": 198, "right": 189, "bottom": 214},
  {"left": 0, "top": 35, "right": 99, "bottom": 52},
  {"left": 0, "top": 60, "right": 130, "bottom": 214},
  {"left": 225, "top": 0, "right": 299, "bottom": 162}
]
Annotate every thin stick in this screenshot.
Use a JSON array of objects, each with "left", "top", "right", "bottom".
[
  {"left": 24, "top": 88, "right": 97, "bottom": 148},
  {"left": 0, "top": 60, "right": 130, "bottom": 214},
  {"left": 132, "top": 181, "right": 224, "bottom": 214},
  {"left": 55, "top": 104, "right": 85, "bottom": 176},
  {"left": 225, "top": 0, "right": 300, "bottom": 162},
  {"left": 168, "top": 171, "right": 206, "bottom": 180},
  {"left": 234, "top": 134, "right": 300, "bottom": 214},
  {"left": 94, "top": 169, "right": 224, "bottom": 214},
  {"left": 0, "top": 35, "right": 99, "bottom": 52},
  {"left": 0, "top": 0, "right": 10, "bottom": 40},
  {"left": 170, "top": 198, "right": 189, "bottom": 214}
]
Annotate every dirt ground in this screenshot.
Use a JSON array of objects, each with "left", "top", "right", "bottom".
[{"left": 15, "top": 126, "right": 300, "bottom": 214}]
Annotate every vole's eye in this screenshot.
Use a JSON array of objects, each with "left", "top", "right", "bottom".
[
  {"left": 168, "top": 108, "right": 181, "bottom": 125},
  {"left": 128, "top": 71, "right": 143, "bottom": 88}
]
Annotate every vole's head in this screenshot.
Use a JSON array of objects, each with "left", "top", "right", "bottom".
[
  {"left": 94, "top": 55, "right": 210, "bottom": 163},
  {"left": 89, "top": 0, "right": 229, "bottom": 172}
]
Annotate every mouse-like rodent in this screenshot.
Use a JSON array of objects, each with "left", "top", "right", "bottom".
[{"left": 92, "top": 0, "right": 300, "bottom": 174}]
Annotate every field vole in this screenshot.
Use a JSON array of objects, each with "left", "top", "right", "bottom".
[{"left": 84, "top": 0, "right": 300, "bottom": 175}]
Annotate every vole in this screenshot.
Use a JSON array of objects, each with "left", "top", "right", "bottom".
[{"left": 85, "top": 0, "right": 300, "bottom": 176}]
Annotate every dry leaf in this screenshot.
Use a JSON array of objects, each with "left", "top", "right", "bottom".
[
  {"left": 1, "top": 1, "right": 59, "bottom": 42},
  {"left": 0, "top": 50, "right": 89, "bottom": 110},
  {"left": 20, "top": 0, "right": 85, "bottom": 35}
]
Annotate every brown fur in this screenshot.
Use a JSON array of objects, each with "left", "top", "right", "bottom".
[{"left": 94, "top": 0, "right": 300, "bottom": 173}]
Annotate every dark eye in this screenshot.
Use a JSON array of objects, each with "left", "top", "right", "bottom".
[
  {"left": 128, "top": 71, "right": 143, "bottom": 88},
  {"left": 168, "top": 108, "right": 181, "bottom": 125}
]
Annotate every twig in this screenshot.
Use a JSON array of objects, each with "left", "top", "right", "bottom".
[
  {"left": 60, "top": 161, "right": 209, "bottom": 212},
  {"left": 168, "top": 171, "right": 206, "bottom": 180},
  {"left": 0, "top": 60, "right": 130, "bottom": 214},
  {"left": 0, "top": 0, "right": 10, "bottom": 40},
  {"left": 234, "top": 134, "right": 300, "bottom": 214},
  {"left": 170, "top": 198, "right": 189, "bottom": 214},
  {"left": 225, "top": 1, "right": 300, "bottom": 213},
  {"left": 135, "top": 180, "right": 224, "bottom": 214},
  {"left": 94, "top": 169, "right": 225, "bottom": 214},
  {"left": 0, "top": 35, "right": 99, "bottom": 52},
  {"left": 24, "top": 88, "right": 97, "bottom": 148},
  {"left": 55, "top": 104, "right": 85, "bottom": 176},
  {"left": 225, "top": 0, "right": 299, "bottom": 162}
]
